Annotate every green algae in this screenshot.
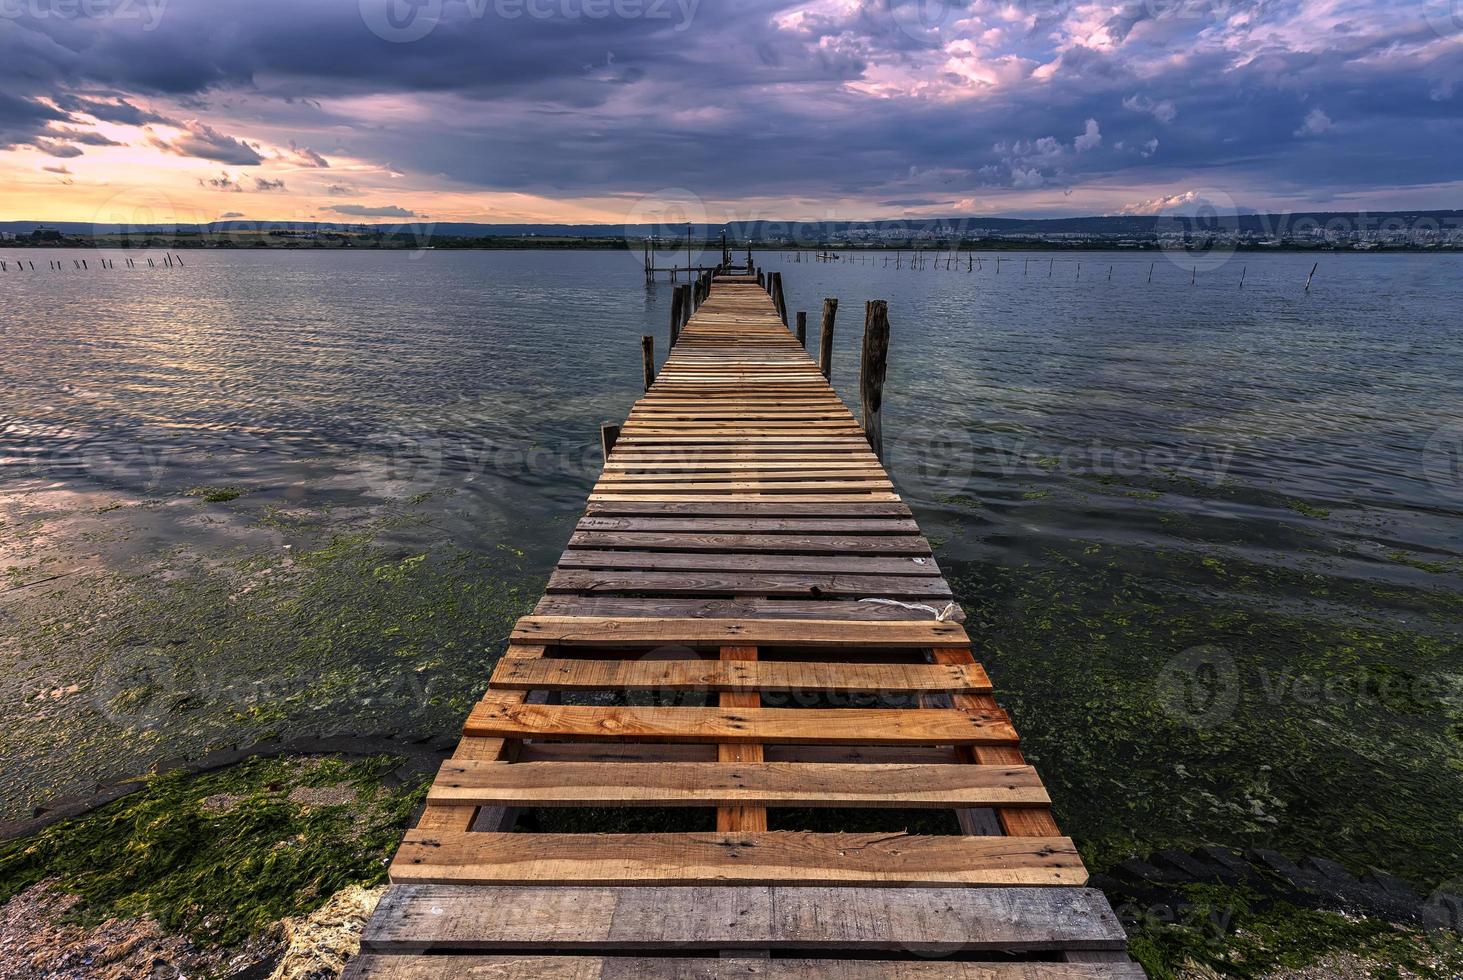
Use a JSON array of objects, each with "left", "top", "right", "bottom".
[
  {"left": 944, "top": 544, "right": 1463, "bottom": 891},
  {"left": 1125, "top": 884, "right": 1463, "bottom": 979},
  {"left": 1285, "top": 499, "right": 1332, "bottom": 519},
  {"left": 3, "top": 498, "right": 538, "bottom": 820},
  {"left": 185, "top": 485, "right": 246, "bottom": 503},
  {"left": 0, "top": 755, "right": 427, "bottom": 948}
]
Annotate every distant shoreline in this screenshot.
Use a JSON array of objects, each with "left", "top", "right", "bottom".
[{"left": 3, "top": 238, "right": 1459, "bottom": 254}]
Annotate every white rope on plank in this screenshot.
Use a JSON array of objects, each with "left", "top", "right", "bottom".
[{"left": 857, "top": 598, "right": 959, "bottom": 622}]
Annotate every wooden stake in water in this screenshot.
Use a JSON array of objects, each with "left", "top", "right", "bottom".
[
  {"left": 1305, "top": 262, "right": 1319, "bottom": 292},
  {"left": 669, "top": 287, "right": 684, "bottom": 348},
  {"left": 1148, "top": 262, "right": 1154, "bottom": 284},
  {"left": 1240, "top": 266, "right": 1246, "bottom": 289},
  {"left": 641, "top": 336, "right": 655, "bottom": 392},
  {"left": 599, "top": 422, "right": 620, "bottom": 464},
  {"left": 796, "top": 311, "right": 807, "bottom": 348},
  {"left": 818, "top": 298, "right": 838, "bottom": 382},
  {"left": 1191, "top": 266, "right": 1196, "bottom": 286},
  {"left": 860, "top": 300, "right": 890, "bottom": 462}
]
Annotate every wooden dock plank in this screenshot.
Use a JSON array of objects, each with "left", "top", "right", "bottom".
[
  {"left": 511, "top": 617, "right": 969, "bottom": 648},
  {"left": 488, "top": 657, "right": 992, "bottom": 694},
  {"left": 426, "top": 761, "right": 1050, "bottom": 808},
  {"left": 390, "top": 831, "right": 1087, "bottom": 887},
  {"left": 346, "top": 957, "right": 1146, "bottom": 979},
  {"left": 463, "top": 702, "right": 1017, "bottom": 745},
  {"left": 360, "top": 883, "right": 1129, "bottom": 953}
]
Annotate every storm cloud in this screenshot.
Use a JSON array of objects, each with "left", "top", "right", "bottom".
[{"left": 0, "top": 0, "right": 1459, "bottom": 216}]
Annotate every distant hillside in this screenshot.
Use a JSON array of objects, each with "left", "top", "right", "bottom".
[
  {"left": 4, "top": 210, "right": 1460, "bottom": 242},
  {"left": 5, "top": 207, "right": 1457, "bottom": 245}
]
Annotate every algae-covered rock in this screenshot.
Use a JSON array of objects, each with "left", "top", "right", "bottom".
[{"left": 269, "top": 884, "right": 385, "bottom": 980}]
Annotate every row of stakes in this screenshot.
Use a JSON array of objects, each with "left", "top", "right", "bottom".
[
  {"left": 781, "top": 250, "right": 1320, "bottom": 291},
  {"left": 2, "top": 253, "right": 186, "bottom": 273}
]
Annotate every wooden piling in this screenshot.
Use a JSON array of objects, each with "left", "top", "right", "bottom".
[
  {"left": 1305, "top": 262, "right": 1319, "bottom": 292},
  {"left": 818, "top": 298, "right": 838, "bottom": 382},
  {"left": 795, "top": 311, "right": 807, "bottom": 348},
  {"left": 599, "top": 422, "right": 620, "bottom": 463},
  {"left": 641, "top": 336, "right": 655, "bottom": 392},
  {"left": 770, "top": 272, "right": 787, "bottom": 326},
  {"left": 861, "top": 300, "right": 890, "bottom": 462},
  {"left": 670, "top": 287, "right": 684, "bottom": 348}
]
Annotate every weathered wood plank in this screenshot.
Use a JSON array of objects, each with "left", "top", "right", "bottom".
[
  {"left": 426, "top": 761, "right": 1049, "bottom": 808},
  {"left": 389, "top": 831, "right": 1086, "bottom": 887},
  {"left": 511, "top": 617, "right": 969, "bottom": 648},
  {"left": 532, "top": 595, "right": 964, "bottom": 622},
  {"left": 488, "top": 657, "right": 991, "bottom": 694},
  {"left": 557, "top": 551, "right": 940, "bottom": 577},
  {"left": 463, "top": 702, "right": 1016, "bottom": 745},
  {"left": 546, "top": 569, "right": 952, "bottom": 599},
  {"left": 717, "top": 645, "right": 766, "bottom": 832},
  {"left": 359, "top": 883, "right": 1129, "bottom": 953},
  {"left": 346, "top": 957, "right": 1145, "bottom": 979}
]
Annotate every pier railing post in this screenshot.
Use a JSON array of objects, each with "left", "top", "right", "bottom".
[
  {"left": 679, "top": 284, "right": 692, "bottom": 332},
  {"left": 770, "top": 272, "right": 787, "bottom": 326},
  {"left": 796, "top": 311, "right": 807, "bottom": 348},
  {"left": 818, "top": 298, "right": 838, "bottom": 381},
  {"left": 860, "top": 301, "right": 890, "bottom": 461},
  {"left": 641, "top": 335, "right": 655, "bottom": 392}
]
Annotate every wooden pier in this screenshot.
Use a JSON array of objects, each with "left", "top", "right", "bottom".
[{"left": 346, "top": 274, "right": 1138, "bottom": 978}]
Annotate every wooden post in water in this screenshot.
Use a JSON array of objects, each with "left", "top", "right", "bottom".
[
  {"left": 796, "top": 311, "right": 807, "bottom": 348},
  {"left": 670, "top": 287, "right": 684, "bottom": 348},
  {"left": 599, "top": 422, "right": 620, "bottom": 464},
  {"left": 770, "top": 272, "right": 787, "bottom": 326},
  {"left": 861, "top": 301, "right": 890, "bottom": 462},
  {"left": 818, "top": 298, "right": 838, "bottom": 381},
  {"left": 1305, "top": 262, "right": 1318, "bottom": 292},
  {"left": 679, "top": 284, "right": 693, "bottom": 332},
  {"left": 641, "top": 336, "right": 655, "bottom": 392}
]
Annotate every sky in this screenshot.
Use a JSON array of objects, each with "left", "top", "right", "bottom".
[{"left": 0, "top": 0, "right": 1460, "bottom": 226}]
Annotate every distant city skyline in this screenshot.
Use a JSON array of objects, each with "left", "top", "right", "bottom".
[{"left": 2, "top": 1, "right": 1460, "bottom": 225}]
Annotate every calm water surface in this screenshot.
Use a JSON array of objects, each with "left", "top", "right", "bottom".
[{"left": 2, "top": 248, "right": 1460, "bottom": 887}]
